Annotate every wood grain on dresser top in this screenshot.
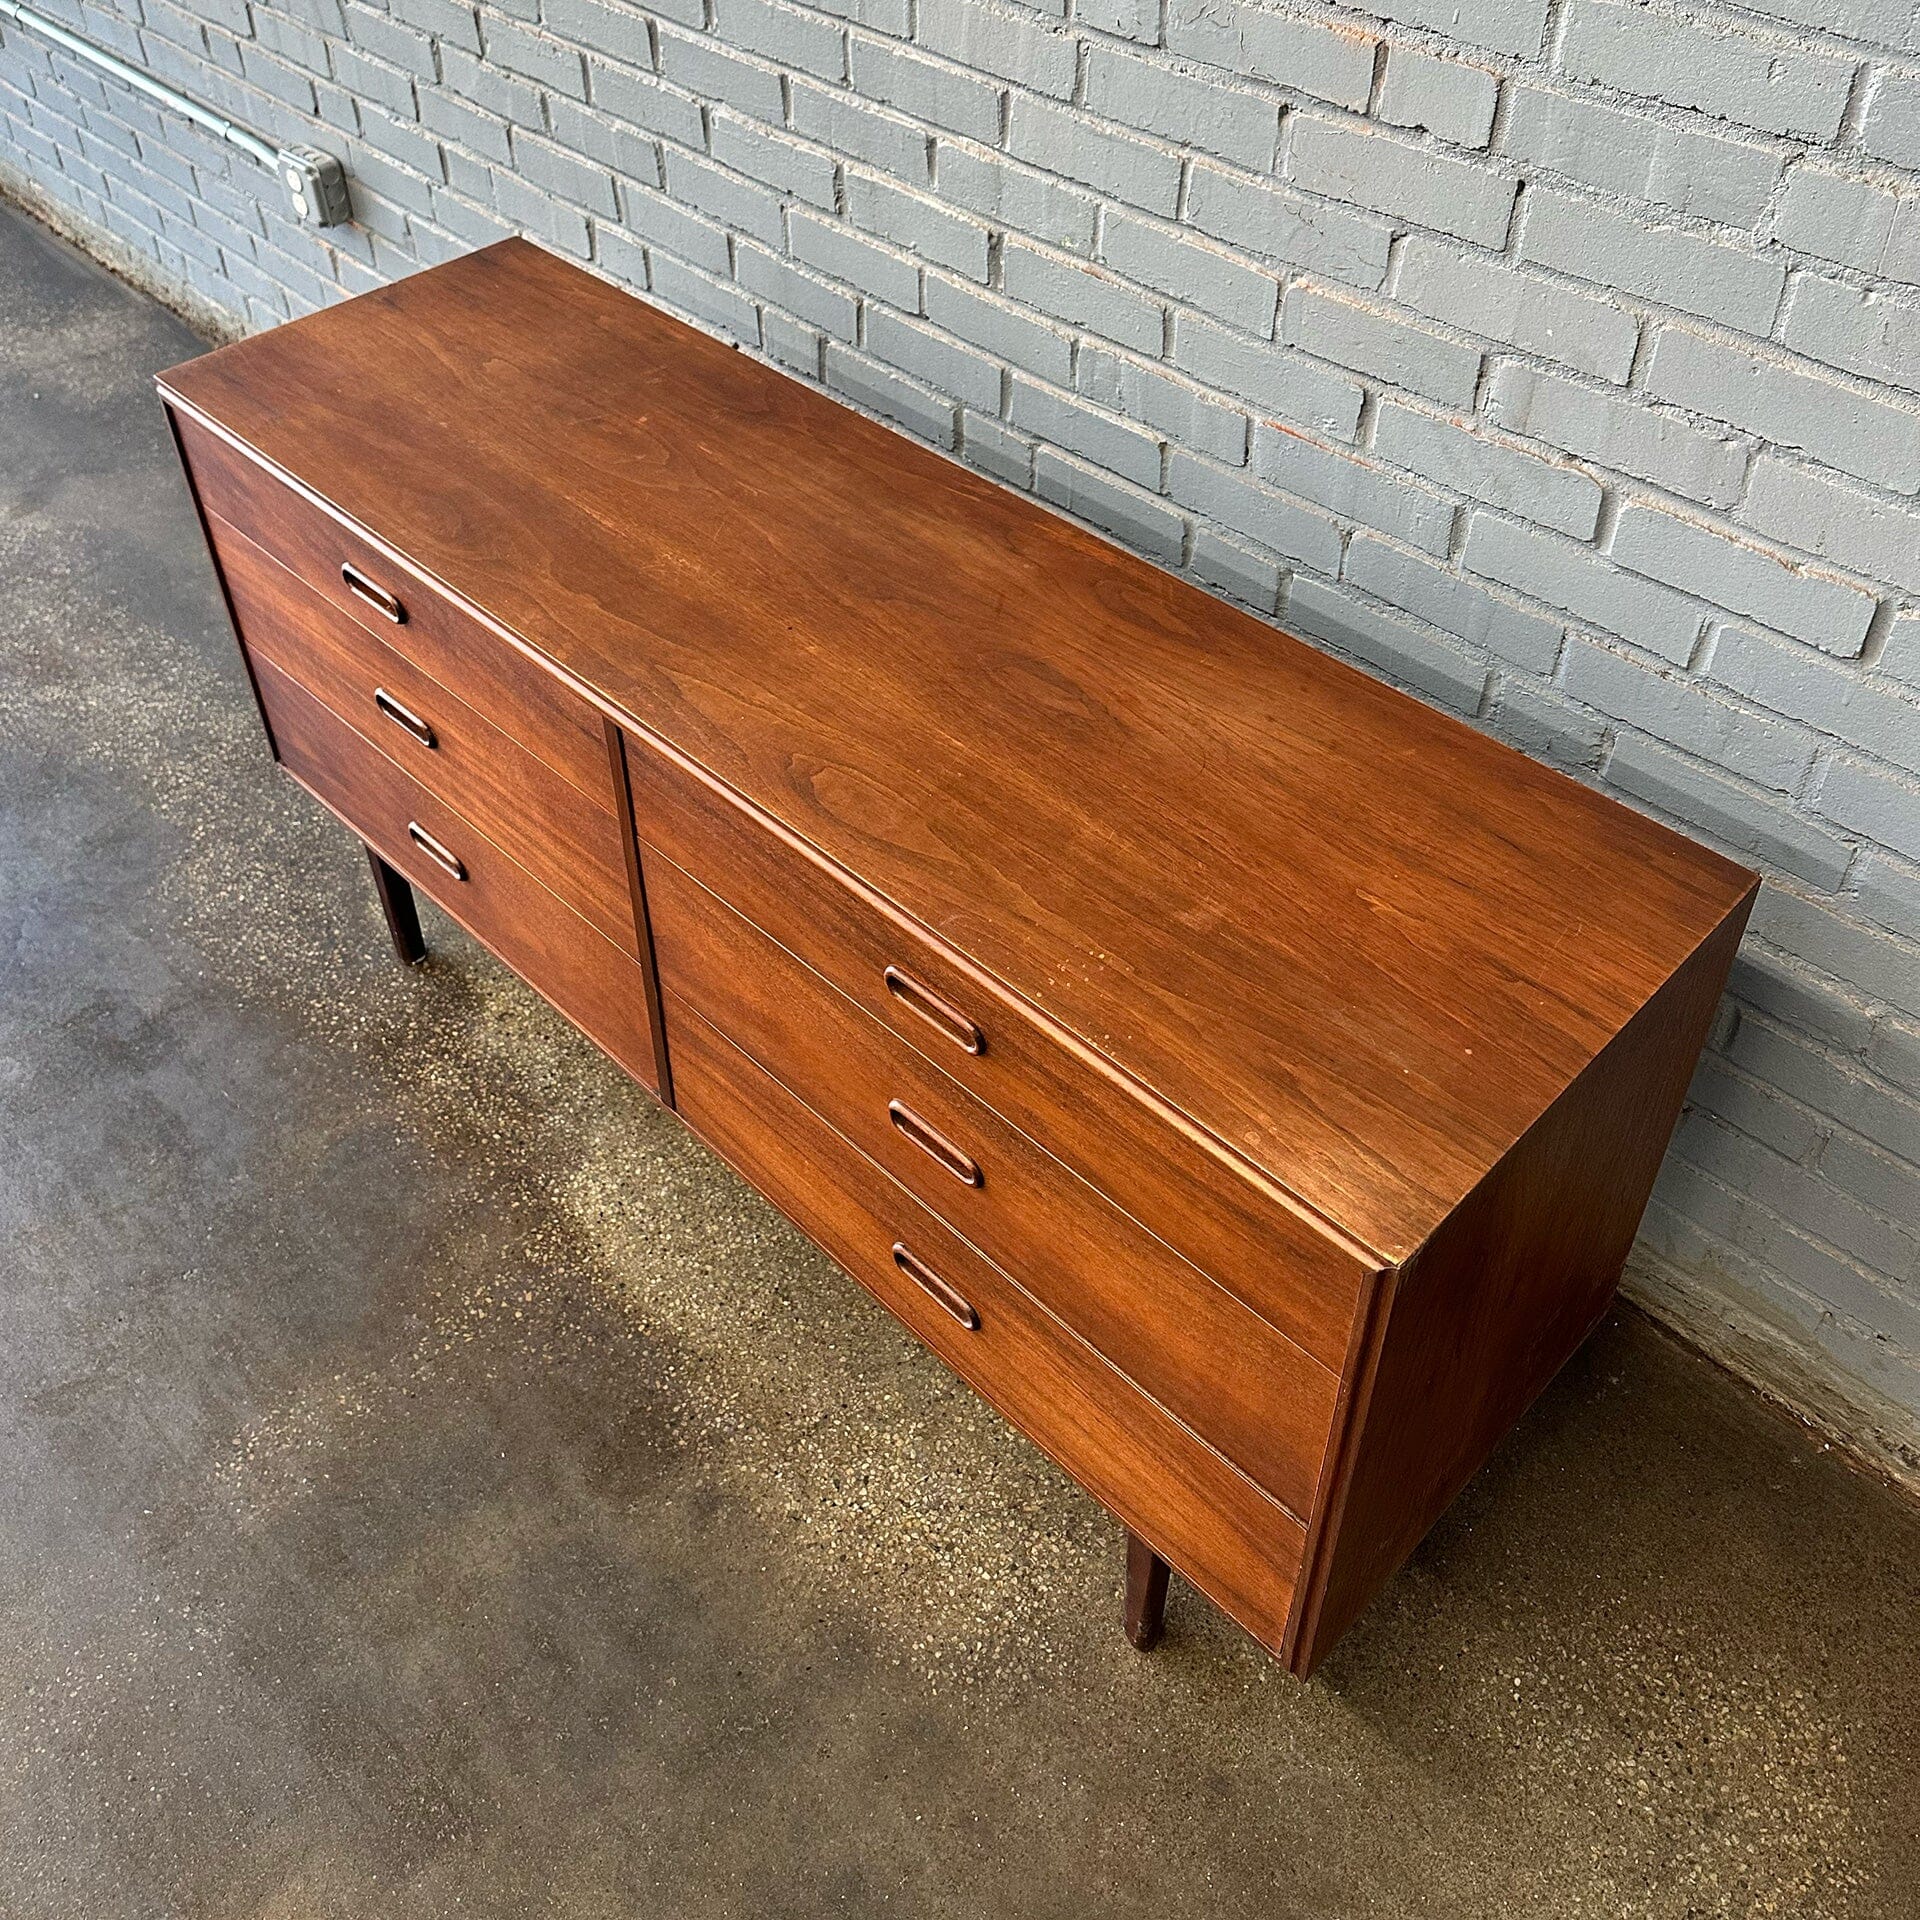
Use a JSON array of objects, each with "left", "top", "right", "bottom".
[{"left": 157, "top": 235, "right": 1754, "bottom": 1266}]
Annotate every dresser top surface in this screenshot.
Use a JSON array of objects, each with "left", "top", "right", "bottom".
[{"left": 161, "top": 238, "right": 1754, "bottom": 1262}]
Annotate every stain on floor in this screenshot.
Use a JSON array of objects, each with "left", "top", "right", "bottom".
[{"left": 2, "top": 196, "right": 1916, "bottom": 1918}]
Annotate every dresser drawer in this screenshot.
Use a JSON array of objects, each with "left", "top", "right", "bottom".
[
  {"left": 647, "top": 849, "right": 1339, "bottom": 1521},
  {"left": 174, "top": 408, "right": 609, "bottom": 802},
  {"left": 253, "top": 653, "right": 661, "bottom": 1094},
  {"left": 625, "top": 731, "right": 1373, "bottom": 1372},
  {"left": 212, "top": 512, "right": 639, "bottom": 959},
  {"left": 670, "top": 995, "right": 1306, "bottom": 1653}
]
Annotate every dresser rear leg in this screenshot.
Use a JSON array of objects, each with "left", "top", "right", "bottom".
[
  {"left": 366, "top": 846, "right": 427, "bottom": 965},
  {"left": 1124, "top": 1530, "right": 1170, "bottom": 1651}
]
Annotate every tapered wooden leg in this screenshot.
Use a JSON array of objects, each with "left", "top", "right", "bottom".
[
  {"left": 1124, "top": 1530, "right": 1170, "bottom": 1651},
  {"left": 366, "top": 847, "right": 426, "bottom": 965}
]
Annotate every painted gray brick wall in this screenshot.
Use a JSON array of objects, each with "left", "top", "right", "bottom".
[{"left": 4, "top": 0, "right": 1918, "bottom": 1476}]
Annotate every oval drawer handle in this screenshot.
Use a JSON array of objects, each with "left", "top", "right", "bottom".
[
  {"left": 892, "top": 1243, "right": 980, "bottom": 1331},
  {"left": 884, "top": 965, "right": 984, "bottom": 1055},
  {"left": 373, "top": 687, "right": 436, "bottom": 749},
  {"left": 406, "top": 820, "right": 466, "bottom": 882},
  {"left": 887, "top": 1100, "right": 982, "bottom": 1188},
  {"left": 342, "top": 560, "right": 405, "bottom": 623}
]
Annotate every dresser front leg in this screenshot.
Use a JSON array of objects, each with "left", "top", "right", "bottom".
[
  {"left": 366, "top": 846, "right": 427, "bottom": 966},
  {"left": 1123, "top": 1530, "right": 1170, "bottom": 1651}
]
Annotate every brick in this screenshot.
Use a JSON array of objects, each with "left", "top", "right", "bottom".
[
  {"left": 1001, "top": 239, "right": 1163, "bottom": 353},
  {"left": 867, "top": 306, "right": 1001, "bottom": 412},
  {"left": 1564, "top": 635, "right": 1816, "bottom": 792},
  {"left": 1853, "top": 848, "right": 1920, "bottom": 944},
  {"left": 1190, "top": 527, "right": 1281, "bottom": 611},
  {"left": 1081, "top": 46, "right": 1280, "bottom": 172},
  {"left": 1712, "top": 626, "right": 1920, "bottom": 777},
  {"left": 1394, "top": 235, "right": 1638, "bottom": 381},
  {"left": 1485, "top": 678, "right": 1608, "bottom": 770},
  {"left": 1643, "top": 326, "right": 1920, "bottom": 496},
  {"left": 1344, "top": 533, "right": 1563, "bottom": 673},
  {"left": 1166, "top": 450, "right": 1344, "bottom": 571},
  {"left": 847, "top": 172, "right": 988, "bottom": 278},
  {"left": 1011, "top": 375, "right": 1164, "bottom": 487},
  {"left": 1374, "top": 400, "right": 1602, "bottom": 538},
  {"left": 541, "top": 0, "right": 653, "bottom": 63},
  {"left": 1286, "top": 575, "right": 1492, "bottom": 714},
  {"left": 916, "top": 0, "right": 1075, "bottom": 97},
  {"left": 1252, "top": 423, "right": 1455, "bottom": 556},
  {"left": 1162, "top": 0, "right": 1377, "bottom": 109},
  {"left": 418, "top": 88, "right": 512, "bottom": 164},
  {"left": 1607, "top": 734, "right": 1855, "bottom": 886},
  {"left": 1815, "top": 756, "right": 1920, "bottom": 863},
  {"left": 736, "top": 239, "right": 858, "bottom": 338},
  {"left": 1731, "top": 1020, "right": 1920, "bottom": 1169},
  {"left": 393, "top": 0, "right": 482, "bottom": 52},
  {"left": 1501, "top": 82, "right": 1782, "bottom": 227},
  {"left": 1751, "top": 887, "right": 1920, "bottom": 1023},
  {"left": 1282, "top": 281, "right": 1482, "bottom": 407},
  {"left": 1036, "top": 447, "right": 1188, "bottom": 565},
  {"left": 808, "top": 0, "right": 911, "bottom": 34},
  {"left": 789, "top": 80, "right": 927, "bottom": 183},
  {"left": 825, "top": 341, "right": 956, "bottom": 443},
  {"left": 1076, "top": 344, "right": 1249, "bottom": 466},
  {"left": 1288, "top": 115, "right": 1518, "bottom": 248},
  {"left": 510, "top": 131, "right": 619, "bottom": 215},
  {"left": 582, "top": 66, "right": 704, "bottom": 150},
  {"left": 1561, "top": 0, "right": 1856, "bottom": 142},
  {"left": 1169, "top": 311, "right": 1364, "bottom": 442},
  {"left": 1782, "top": 275, "right": 1920, "bottom": 399},
  {"left": 1377, "top": 45, "right": 1500, "bottom": 149},
  {"left": 328, "top": 45, "right": 418, "bottom": 119},
  {"left": 440, "top": 44, "right": 543, "bottom": 119},
  {"left": 650, "top": 252, "right": 758, "bottom": 336},
  {"left": 1521, "top": 187, "right": 1784, "bottom": 334},
  {"left": 1182, "top": 162, "right": 1393, "bottom": 291},
  {"left": 1886, "top": 610, "right": 1920, "bottom": 690},
  {"left": 791, "top": 208, "right": 920, "bottom": 305},
  {"left": 849, "top": 36, "right": 1002, "bottom": 143},
  {"left": 655, "top": 29, "right": 785, "bottom": 124},
  {"left": 1609, "top": 504, "right": 1877, "bottom": 657},
  {"left": 1100, "top": 211, "right": 1278, "bottom": 335},
  {"left": 761, "top": 308, "right": 823, "bottom": 377},
  {"left": 621, "top": 182, "right": 730, "bottom": 276},
  {"left": 1689, "top": 1053, "right": 1825, "bottom": 1165},
  {"left": 1775, "top": 163, "right": 1920, "bottom": 290},
  {"left": 664, "top": 148, "right": 784, "bottom": 247},
  {"left": 1463, "top": 511, "right": 1704, "bottom": 662},
  {"left": 960, "top": 411, "right": 1035, "bottom": 487},
  {"left": 1862, "top": 70, "right": 1920, "bottom": 172},
  {"left": 344, "top": 4, "right": 435, "bottom": 76},
  {"left": 1077, "top": 0, "right": 1159, "bottom": 43},
  {"left": 711, "top": 0, "right": 846, "bottom": 82},
  {"left": 1739, "top": 0, "right": 1920, "bottom": 44},
  {"left": 1351, "top": 0, "right": 1547, "bottom": 56},
  {"left": 925, "top": 272, "right": 1072, "bottom": 384},
  {"left": 710, "top": 113, "right": 838, "bottom": 208},
  {"left": 1006, "top": 95, "right": 1182, "bottom": 218},
  {"left": 492, "top": 167, "right": 593, "bottom": 253},
  {"left": 1817, "top": 1130, "right": 1920, "bottom": 1234},
  {"left": 1487, "top": 364, "right": 1749, "bottom": 509},
  {"left": 482, "top": 17, "right": 587, "bottom": 95},
  {"left": 1741, "top": 455, "right": 1920, "bottom": 596},
  {"left": 934, "top": 143, "right": 1098, "bottom": 254}
]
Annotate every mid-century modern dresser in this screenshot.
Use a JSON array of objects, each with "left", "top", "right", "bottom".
[{"left": 159, "top": 238, "right": 1757, "bottom": 1675}]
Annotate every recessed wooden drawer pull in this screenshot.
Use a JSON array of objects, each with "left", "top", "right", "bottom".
[
  {"left": 406, "top": 820, "right": 466, "bottom": 881},
  {"left": 373, "top": 686, "right": 436, "bottom": 748},
  {"left": 887, "top": 1099, "right": 982, "bottom": 1187},
  {"left": 341, "top": 560, "right": 404, "bottom": 623},
  {"left": 891, "top": 1242, "right": 980, "bottom": 1330},
  {"left": 884, "top": 965, "right": 984, "bottom": 1055}
]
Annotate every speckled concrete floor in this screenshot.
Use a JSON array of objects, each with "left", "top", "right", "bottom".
[{"left": 2, "top": 195, "right": 1916, "bottom": 1920}]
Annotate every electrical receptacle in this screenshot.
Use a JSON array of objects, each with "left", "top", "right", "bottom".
[{"left": 280, "top": 148, "right": 350, "bottom": 229}]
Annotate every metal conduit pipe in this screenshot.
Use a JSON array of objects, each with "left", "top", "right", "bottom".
[{"left": 0, "top": 0, "right": 350, "bottom": 225}]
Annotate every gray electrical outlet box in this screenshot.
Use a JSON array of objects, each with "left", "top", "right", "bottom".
[{"left": 281, "top": 148, "right": 350, "bottom": 229}]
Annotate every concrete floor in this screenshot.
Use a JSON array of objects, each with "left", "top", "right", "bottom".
[{"left": 1, "top": 196, "right": 1916, "bottom": 1919}]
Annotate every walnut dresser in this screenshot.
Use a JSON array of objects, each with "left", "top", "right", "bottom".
[{"left": 159, "top": 238, "right": 1757, "bottom": 1675}]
